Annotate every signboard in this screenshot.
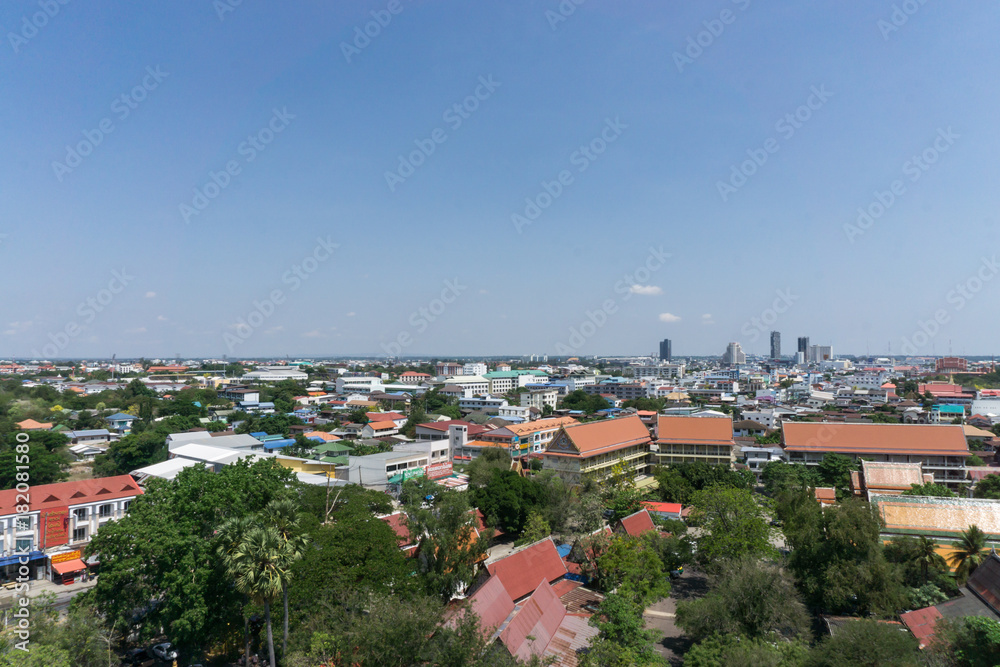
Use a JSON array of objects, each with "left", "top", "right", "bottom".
[
  {"left": 399, "top": 467, "right": 425, "bottom": 481},
  {"left": 426, "top": 462, "right": 453, "bottom": 480},
  {"left": 51, "top": 550, "right": 81, "bottom": 564},
  {"left": 41, "top": 508, "right": 69, "bottom": 549}
]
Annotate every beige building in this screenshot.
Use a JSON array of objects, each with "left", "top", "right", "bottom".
[
  {"left": 654, "top": 415, "right": 737, "bottom": 467},
  {"left": 542, "top": 415, "right": 652, "bottom": 485}
]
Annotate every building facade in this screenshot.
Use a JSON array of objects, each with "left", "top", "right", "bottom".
[
  {"left": 659, "top": 339, "right": 672, "bottom": 362},
  {"left": 542, "top": 416, "right": 652, "bottom": 485},
  {"left": 770, "top": 331, "right": 781, "bottom": 360},
  {"left": 653, "top": 415, "right": 737, "bottom": 467}
]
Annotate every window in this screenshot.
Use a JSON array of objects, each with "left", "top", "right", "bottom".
[
  {"left": 73, "top": 508, "right": 88, "bottom": 521},
  {"left": 73, "top": 526, "right": 88, "bottom": 542},
  {"left": 98, "top": 504, "right": 112, "bottom": 518},
  {"left": 122, "top": 501, "right": 131, "bottom": 513},
  {"left": 15, "top": 538, "right": 33, "bottom": 552},
  {"left": 15, "top": 516, "right": 30, "bottom": 532}
]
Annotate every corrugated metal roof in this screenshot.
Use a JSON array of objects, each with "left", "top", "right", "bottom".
[
  {"left": 619, "top": 509, "right": 656, "bottom": 536},
  {"left": 487, "top": 538, "right": 568, "bottom": 602},
  {"left": 501, "top": 579, "right": 565, "bottom": 662}
]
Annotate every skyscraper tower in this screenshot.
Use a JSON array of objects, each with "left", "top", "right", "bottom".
[
  {"left": 798, "top": 337, "right": 809, "bottom": 357},
  {"left": 770, "top": 331, "right": 781, "bottom": 360},
  {"left": 659, "top": 339, "right": 672, "bottom": 362}
]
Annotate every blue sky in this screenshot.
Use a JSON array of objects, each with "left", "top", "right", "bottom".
[{"left": 2, "top": 0, "right": 999, "bottom": 359}]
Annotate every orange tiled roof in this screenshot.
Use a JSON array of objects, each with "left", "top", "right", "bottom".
[
  {"left": 16, "top": 419, "right": 53, "bottom": 430},
  {"left": 503, "top": 417, "right": 579, "bottom": 436},
  {"left": 873, "top": 495, "right": 1000, "bottom": 538},
  {"left": 656, "top": 415, "right": 735, "bottom": 445},
  {"left": 782, "top": 422, "right": 969, "bottom": 456},
  {"left": 860, "top": 461, "right": 925, "bottom": 492},
  {"left": 546, "top": 416, "right": 651, "bottom": 458}
]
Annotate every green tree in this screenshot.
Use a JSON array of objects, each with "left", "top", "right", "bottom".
[
  {"left": 581, "top": 590, "right": 665, "bottom": 667},
  {"left": 973, "top": 473, "right": 1000, "bottom": 499},
  {"left": 265, "top": 498, "right": 309, "bottom": 657},
  {"left": 407, "top": 491, "right": 490, "bottom": 601},
  {"left": 515, "top": 510, "right": 551, "bottom": 547},
  {"left": 0, "top": 443, "right": 69, "bottom": 489},
  {"left": 901, "top": 482, "right": 957, "bottom": 498},
  {"left": 949, "top": 525, "right": 988, "bottom": 584},
  {"left": 225, "top": 525, "right": 289, "bottom": 667},
  {"left": 676, "top": 557, "right": 810, "bottom": 643},
  {"left": 595, "top": 535, "right": 671, "bottom": 605},
  {"left": 689, "top": 486, "right": 776, "bottom": 564},
  {"left": 927, "top": 616, "right": 1000, "bottom": 667},
  {"left": 817, "top": 452, "right": 855, "bottom": 494},
  {"left": 761, "top": 461, "right": 821, "bottom": 495},
  {"left": 87, "top": 459, "right": 294, "bottom": 653},
  {"left": 805, "top": 618, "right": 920, "bottom": 667},
  {"left": 470, "top": 468, "right": 544, "bottom": 534},
  {"left": 684, "top": 635, "right": 808, "bottom": 667}
]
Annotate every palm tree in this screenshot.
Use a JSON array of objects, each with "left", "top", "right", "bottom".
[
  {"left": 217, "top": 515, "right": 256, "bottom": 663},
  {"left": 915, "top": 536, "right": 947, "bottom": 584},
  {"left": 949, "top": 525, "right": 988, "bottom": 584},
  {"left": 227, "top": 525, "right": 289, "bottom": 667},
  {"left": 265, "top": 498, "right": 308, "bottom": 657}
]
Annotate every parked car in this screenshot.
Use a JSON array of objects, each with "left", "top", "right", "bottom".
[
  {"left": 121, "top": 648, "right": 155, "bottom": 667},
  {"left": 152, "top": 642, "right": 178, "bottom": 662}
]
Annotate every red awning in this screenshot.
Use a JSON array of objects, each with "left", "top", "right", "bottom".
[{"left": 52, "top": 558, "right": 88, "bottom": 575}]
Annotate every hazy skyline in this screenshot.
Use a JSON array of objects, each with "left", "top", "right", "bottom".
[{"left": 2, "top": 1, "right": 999, "bottom": 359}]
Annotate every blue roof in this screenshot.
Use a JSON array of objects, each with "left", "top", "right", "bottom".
[
  {"left": 105, "top": 412, "right": 136, "bottom": 421},
  {"left": 250, "top": 431, "right": 267, "bottom": 438},
  {"left": 933, "top": 405, "right": 965, "bottom": 413},
  {"left": 263, "top": 439, "right": 296, "bottom": 451},
  {"left": 555, "top": 544, "right": 572, "bottom": 559}
]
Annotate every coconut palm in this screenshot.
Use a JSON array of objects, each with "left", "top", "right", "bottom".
[
  {"left": 264, "top": 498, "right": 308, "bottom": 657},
  {"left": 949, "top": 525, "right": 988, "bottom": 584},
  {"left": 226, "top": 525, "right": 290, "bottom": 667},
  {"left": 915, "top": 536, "right": 947, "bottom": 584},
  {"left": 217, "top": 515, "right": 257, "bottom": 663}
]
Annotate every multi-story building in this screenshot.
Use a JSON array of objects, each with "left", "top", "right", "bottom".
[
  {"left": 521, "top": 389, "right": 559, "bottom": 411},
  {"left": 798, "top": 337, "right": 809, "bottom": 359},
  {"left": 722, "top": 342, "right": 746, "bottom": 366},
  {"left": 497, "top": 405, "right": 532, "bottom": 422},
  {"left": 458, "top": 395, "right": 508, "bottom": 414},
  {"left": 581, "top": 382, "right": 648, "bottom": 402},
  {"left": 441, "top": 375, "right": 490, "bottom": 396},
  {"left": 632, "top": 364, "right": 685, "bottom": 380},
  {"left": 781, "top": 422, "right": 970, "bottom": 488},
  {"left": 807, "top": 345, "right": 833, "bottom": 363},
  {"left": 476, "top": 416, "right": 580, "bottom": 455},
  {"left": 335, "top": 375, "right": 384, "bottom": 395},
  {"left": 653, "top": 415, "right": 737, "bottom": 467},
  {"left": 770, "top": 332, "right": 781, "bottom": 360},
  {"left": 483, "top": 370, "right": 549, "bottom": 395},
  {"left": 463, "top": 362, "right": 488, "bottom": 376},
  {"left": 542, "top": 415, "right": 652, "bottom": 484},
  {"left": 659, "top": 339, "right": 672, "bottom": 362},
  {"left": 435, "top": 362, "right": 464, "bottom": 376},
  {"left": 0, "top": 475, "right": 143, "bottom": 582}
]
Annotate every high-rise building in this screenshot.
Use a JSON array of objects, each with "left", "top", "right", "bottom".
[
  {"left": 807, "top": 345, "right": 833, "bottom": 363},
  {"left": 722, "top": 342, "right": 746, "bottom": 366},
  {"left": 659, "top": 339, "right": 672, "bottom": 362},
  {"left": 798, "top": 337, "right": 809, "bottom": 358},
  {"left": 770, "top": 332, "right": 781, "bottom": 360}
]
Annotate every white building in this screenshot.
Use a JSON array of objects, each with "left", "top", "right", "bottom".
[
  {"left": 722, "top": 342, "right": 746, "bottom": 366},
  {"left": 242, "top": 366, "right": 309, "bottom": 382},
  {"left": 463, "top": 362, "right": 488, "bottom": 376},
  {"left": 521, "top": 389, "right": 559, "bottom": 411},
  {"left": 335, "top": 376, "right": 385, "bottom": 395},
  {"left": 632, "top": 364, "right": 685, "bottom": 380}
]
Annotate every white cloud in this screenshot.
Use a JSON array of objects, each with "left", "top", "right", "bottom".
[
  {"left": 157, "top": 315, "right": 168, "bottom": 321},
  {"left": 145, "top": 291, "right": 156, "bottom": 298},
  {"left": 303, "top": 330, "right": 322, "bottom": 338},
  {"left": 126, "top": 327, "right": 147, "bottom": 334},
  {"left": 658, "top": 313, "right": 682, "bottom": 323},
  {"left": 346, "top": 312, "right": 356, "bottom": 317},
  {"left": 702, "top": 313, "right": 715, "bottom": 325},
  {"left": 629, "top": 285, "right": 663, "bottom": 296}
]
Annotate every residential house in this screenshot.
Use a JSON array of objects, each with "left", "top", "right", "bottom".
[{"left": 105, "top": 412, "right": 137, "bottom": 435}]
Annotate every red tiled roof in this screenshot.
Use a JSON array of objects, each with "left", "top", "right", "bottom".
[
  {"left": 618, "top": 509, "right": 656, "bottom": 537},
  {"left": 500, "top": 579, "right": 566, "bottom": 662},
  {"left": 487, "top": 539, "right": 568, "bottom": 602},
  {"left": 367, "top": 412, "right": 406, "bottom": 422},
  {"left": 0, "top": 475, "right": 142, "bottom": 516},
  {"left": 900, "top": 606, "right": 942, "bottom": 649},
  {"left": 782, "top": 422, "right": 969, "bottom": 457},
  {"left": 378, "top": 512, "right": 415, "bottom": 550},
  {"left": 464, "top": 575, "right": 515, "bottom": 638}
]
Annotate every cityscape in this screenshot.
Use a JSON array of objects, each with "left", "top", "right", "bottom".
[{"left": 3, "top": 2, "right": 1000, "bottom": 667}]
